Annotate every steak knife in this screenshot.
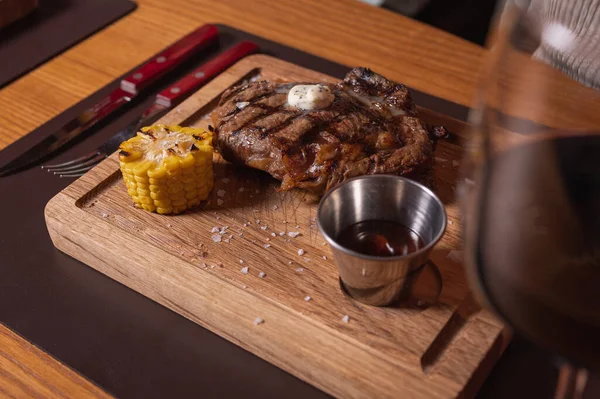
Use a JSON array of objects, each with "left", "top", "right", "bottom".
[
  {"left": 100, "top": 41, "right": 259, "bottom": 156},
  {"left": 0, "top": 24, "right": 219, "bottom": 177},
  {"left": 48, "top": 41, "right": 259, "bottom": 178}
]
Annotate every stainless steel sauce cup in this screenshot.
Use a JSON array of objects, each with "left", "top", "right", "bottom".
[{"left": 317, "top": 175, "right": 447, "bottom": 306}]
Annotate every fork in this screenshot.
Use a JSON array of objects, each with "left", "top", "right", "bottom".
[{"left": 42, "top": 40, "right": 259, "bottom": 178}]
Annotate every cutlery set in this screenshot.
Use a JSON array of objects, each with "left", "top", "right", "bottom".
[{"left": 0, "top": 24, "right": 258, "bottom": 178}]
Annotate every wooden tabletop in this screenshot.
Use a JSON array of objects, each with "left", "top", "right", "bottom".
[{"left": 0, "top": 0, "right": 491, "bottom": 396}]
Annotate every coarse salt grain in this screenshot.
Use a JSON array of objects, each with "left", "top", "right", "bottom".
[
  {"left": 239, "top": 187, "right": 245, "bottom": 192},
  {"left": 297, "top": 249, "right": 305, "bottom": 256},
  {"left": 288, "top": 261, "right": 293, "bottom": 264},
  {"left": 342, "top": 315, "right": 350, "bottom": 323},
  {"left": 304, "top": 296, "right": 311, "bottom": 302},
  {"left": 217, "top": 189, "right": 226, "bottom": 197},
  {"left": 295, "top": 225, "right": 300, "bottom": 229},
  {"left": 217, "top": 199, "right": 224, "bottom": 206},
  {"left": 271, "top": 232, "right": 277, "bottom": 237},
  {"left": 241, "top": 284, "right": 247, "bottom": 289},
  {"left": 266, "top": 238, "right": 271, "bottom": 241},
  {"left": 102, "top": 213, "right": 109, "bottom": 218},
  {"left": 303, "top": 257, "right": 311, "bottom": 262},
  {"left": 322, "top": 256, "right": 327, "bottom": 260},
  {"left": 258, "top": 271, "right": 266, "bottom": 278},
  {"left": 279, "top": 232, "right": 285, "bottom": 236},
  {"left": 261, "top": 225, "right": 268, "bottom": 230},
  {"left": 241, "top": 266, "right": 249, "bottom": 274},
  {"left": 449, "top": 220, "right": 454, "bottom": 225},
  {"left": 253, "top": 317, "right": 264, "bottom": 326},
  {"left": 296, "top": 267, "right": 304, "bottom": 273},
  {"left": 211, "top": 234, "right": 222, "bottom": 242},
  {"left": 264, "top": 244, "right": 271, "bottom": 249},
  {"left": 223, "top": 238, "right": 230, "bottom": 243},
  {"left": 211, "top": 227, "right": 219, "bottom": 233},
  {"left": 287, "top": 232, "right": 300, "bottom": 238},
  {"left": 285, "top": 239, "right": 291, "bottom": 243},
  {"left": 322, "top": 242, "right": 327, "bottom": 246},
  {"left": 256, "top": 219, "right": 261, "bottom": 224},
  {"left": 167, "top": 224, "right": 172, "bottom": 228},
  {"left": 452, "top": 160, "right": 460, "bottom": 167},
  {"left": 273, "top": 205, "right": 278, "bottom": 210},
  {"left": 239, "top": 259, "right": 244, "bottom": 264}
]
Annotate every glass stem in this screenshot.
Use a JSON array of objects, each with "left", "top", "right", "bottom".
[{"left": 554, "top": 363, "right": 588, "bottom": 399}]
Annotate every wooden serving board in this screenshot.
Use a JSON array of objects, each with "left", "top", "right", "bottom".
[{"left": 45, "top": 55, "right": 506, "bottom": 399}]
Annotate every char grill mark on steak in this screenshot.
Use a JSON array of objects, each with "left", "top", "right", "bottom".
[{"left": 212, "top": 67, "right": 433, "bottom": 194}]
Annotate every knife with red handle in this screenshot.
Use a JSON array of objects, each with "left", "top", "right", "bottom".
[
  {"left": 45, "top": 40, "right": 260, "bottom": 177},
  {"left": 141, "top": 40, "right": 259, "bottom": 118},
  {"left": 104, "top": 41, "right": 260, "bottom": 155},
  {"left": 0, "top": 24, "right": 219, "bottom": 177}
]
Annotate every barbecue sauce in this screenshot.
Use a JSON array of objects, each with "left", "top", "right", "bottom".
[{"left": 337, "top": 220, "right": 425, "bottom": 257}]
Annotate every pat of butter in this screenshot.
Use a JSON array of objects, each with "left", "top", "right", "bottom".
[{"left": 287, "top": 84, "right": 334, "bottom": 110}]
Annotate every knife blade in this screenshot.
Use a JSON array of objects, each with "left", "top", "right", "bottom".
[
  {"left": 0, "top": 24, "right": 219, "bottom": 178},
  {"left": 96, "top": 41, "right": 259, "bottom": 157}
]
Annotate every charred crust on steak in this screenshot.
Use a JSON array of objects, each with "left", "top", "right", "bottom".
[{"left": 211, "top": 67, "right": 436, "bottom": 194}]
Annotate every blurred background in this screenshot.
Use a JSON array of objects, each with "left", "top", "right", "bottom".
[{"left": 358, "top": 0, "right": 500, "bottom": 45}]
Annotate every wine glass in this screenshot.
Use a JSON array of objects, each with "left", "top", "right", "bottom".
[{"left": 462, "top": 0, "right": 600, "bottom": 398}]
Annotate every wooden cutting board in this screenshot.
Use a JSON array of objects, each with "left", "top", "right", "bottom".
[{"left": 45, "top": 55, "right": 506, "bottom": 399}]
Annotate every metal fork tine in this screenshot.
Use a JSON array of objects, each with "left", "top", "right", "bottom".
[
  {"left": 59, "top": 172, "right": 86, "bottom": 178},
  {"left": 42, "top": 151, "right": 101, "bottom": 171},
  {"left": 49, "top": 153, "right": 106, "bottom": 173},
  {"left": 53, "top": 163, "right": 98, "bottom": 176}
]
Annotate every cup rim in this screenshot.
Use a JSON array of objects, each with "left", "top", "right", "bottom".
[{"left": 317, "top": 175, "right": 447, "bottom": 261}]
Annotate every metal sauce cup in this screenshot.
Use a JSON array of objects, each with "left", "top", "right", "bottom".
[{"left": 317, "top": 175, "right": 447, "bottom": 306}]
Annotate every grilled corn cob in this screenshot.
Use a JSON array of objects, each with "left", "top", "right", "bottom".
[{"left": 118, "top": 124, "right": 214, "bottom": 215}]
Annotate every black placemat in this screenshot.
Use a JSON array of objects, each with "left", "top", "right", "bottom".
[
  {"left": 0, "top": 24, "right": 597, "bottom": 398},
  {"left": 0, "top": 0, "right": 137, "bottom": 88}
]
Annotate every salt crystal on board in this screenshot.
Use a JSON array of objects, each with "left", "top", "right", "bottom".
[
  {"left": 296, "top": 267, "right": 304, "bottom": 273},
  {"left": 239, "top": 187, "right": 245, "bottom": 192},
  {"left": 241, "top": 266, "right": 249, "bottom": 274},
  {"left": 253, "top": 317, "right": 264, "bottom": 326},
  {"left": 271, "top": 232, "right": 277, "bottom": 237},
  {"left": 101, "top": 213, "right": 109, "bottom": 218},
  {"left": 261, "top": 225, "right": 268, "bottom": 230},
  {"left": 304, "top": 296, "right": 311, "bottom": 302},
  {"left": 258, "top": 272, "right": 266, "bottom": 279},
  {"left": 264, "top": 244, "right": 271, "bottom": 249},
  {"left": 342, "top": 315, "right": 350, "bottom": 323},
  {"left": 452, "top": 160, "right": 460, "bottom": 167},
  {"left": 322, "top": 256, "right": 327, "bottom": 260},
  {"left": 211, "top": 235, "right": 222, "bottom": 243},
  {"left": 297, "top": 249, "right": 305, "bottom": 256},
  {"left": 211, "top": 227, "right": 219, "bottom": 233},
  {"left": 287, "top": 232, "right": 300, "bottom": 238},
  {"left": 239, "top": 259, "right": 244, "bottom": 264},
  {"left": 273, "top": 205, "right": 278, "bottom": 210},
  {"left": 279, "top": 232, "right": 285, "bottom": 236},
  {"left": 217, "top": 189, "right": 226, "bottom": 197}
]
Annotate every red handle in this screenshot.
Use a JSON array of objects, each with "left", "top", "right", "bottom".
[
  {"left": 75, "top": 88, "right": 132, "bottom": 129},
  {"left": 154, "top": 41, "right": 259, "bottom": 108},
  {"left": 120, "top": 24, "right": 219, "bottom": 95}
]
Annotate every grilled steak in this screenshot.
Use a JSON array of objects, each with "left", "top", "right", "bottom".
[{"left": 212, "top": 67, "right": 434, "bottom": 194}]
